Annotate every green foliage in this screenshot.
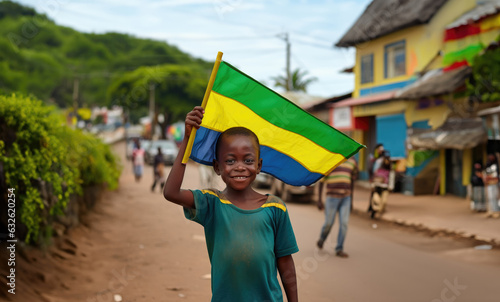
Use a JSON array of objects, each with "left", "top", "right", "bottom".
[
  {"left": 0, "top": 1, "right": 211, "bottom": 108},
  {"left": 467, "top": 43, "right": 500, "bottom": 102},
  {"left": 107, "top": 64, "right": 209, "bottom": 124},
  {"left": 0, "top": 94, "right": 122, "bottom": 243},
  {"left": 408, "top": 150, "right": 438, "bottom": 167},
  {"left": 272, "top": 68, "right": 318, "bottom": 92},
  {"left": 0, "top": 0, "right": 36, "bottom": 19}
]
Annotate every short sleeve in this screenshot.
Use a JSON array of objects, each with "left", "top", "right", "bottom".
[
  {"left": 183, "top": 190, "right": 215, "bottom": 226},
  {"left": 274, "top": 204, "right": 299, "bottom": 258}
]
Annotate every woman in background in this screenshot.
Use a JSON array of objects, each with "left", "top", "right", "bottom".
[
  {"left": 484, "top": 154, "right": 500, "bottom": 218},
  {"left": 470, "top": 162, "right": 485, "bottom": 212}
]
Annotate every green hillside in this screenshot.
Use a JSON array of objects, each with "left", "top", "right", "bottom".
[{"left": 0, "top": 0, "right": 211, "bottom": 123}]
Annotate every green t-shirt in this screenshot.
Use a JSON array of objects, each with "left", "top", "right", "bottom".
[{"left": 184, "top": 189, "right": 299, "bottom": 302}]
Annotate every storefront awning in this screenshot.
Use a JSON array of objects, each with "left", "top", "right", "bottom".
[
  {"left": 478, "top": 105, "right": 500, "bottom": 116},
  {"left": 395, "top": 66, "right": 471, "bottom": 99},
  {"left": 408, "top": 118, "right": 487, "bottom": 150},
  {"left": 331, "top": 91, "right": 396, "bottom": 108},
  {"left": 446, "top": 0, "right": 500, "bottom": 30}
]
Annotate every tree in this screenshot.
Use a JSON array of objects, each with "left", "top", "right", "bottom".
[
  {"left": 272, "top": 68, "right": 318, "bottom": 92},
  {"left": 467, "top": 41, "right": 500, "bottom": 103},
  {"left": 0, "top": 0, "right": 37, "bottom": 19},
  {"left": 106, "top": 64, "right": 209, "bottom": 138}
]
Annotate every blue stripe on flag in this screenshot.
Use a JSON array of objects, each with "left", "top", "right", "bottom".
[
  {"left": 260, "top": 145, "right": 323, "bottom": 186},
  {"left": 190, "top": 127, "right": 323, "bottom": 186},
  {"left": 190, "top": 126, "right": 220, "bottom": 165}
]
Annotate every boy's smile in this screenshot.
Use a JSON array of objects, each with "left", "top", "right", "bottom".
[{"left": 214, "top": 135, "right": 262, "bottom": 191}]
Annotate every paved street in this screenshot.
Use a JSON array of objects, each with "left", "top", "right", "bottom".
[{"left": 9, "top": 141, "right": 500, "bottom": 302}]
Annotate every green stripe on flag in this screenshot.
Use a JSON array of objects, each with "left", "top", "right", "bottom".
[{"left": 212, "top": 61, "right": 363, "bottom": 158}]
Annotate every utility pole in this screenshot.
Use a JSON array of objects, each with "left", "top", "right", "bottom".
[
  {"left": 277, "top": 33, "right": 292, "bottom": 91},
  {"left": 149, "top": 82, "right": 155, "bottom": 138},
  {"left": 71, "top": 76, "right": 80, "bottom": 127},
  {"left": 72, "top": 77, "right": 79, "bottom": 115},
  {"left": 285, "top": 33, "right": 291, "bottom": 92}
]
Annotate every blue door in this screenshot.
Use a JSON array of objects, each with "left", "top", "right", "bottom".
[{"left": 376, "top": 113, "right": 407, "bottom": 159}]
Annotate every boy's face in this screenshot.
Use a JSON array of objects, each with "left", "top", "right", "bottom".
[{"left": 214, "top": 134, "right": 262, "bottom": 191}]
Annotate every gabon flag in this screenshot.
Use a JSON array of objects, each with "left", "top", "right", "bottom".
[{"left": 182, "top": 52, "right": 364, "bottom": 186}]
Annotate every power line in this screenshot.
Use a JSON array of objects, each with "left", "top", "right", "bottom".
[
  {"left": 289, "top": 29, "right": 336, "bottom": 45},
  {"left": 164, "top": 34, "right": 278, "bottom": 41},
  {"left": 292, "top": 39, "right": 334, "bottom": 50},
  {"left": 223, "top": 48, "right": 283, "bottom": 57}
]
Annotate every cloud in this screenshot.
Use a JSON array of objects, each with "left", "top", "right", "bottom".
[{"left": 14, "top": 0, "right": 369, "bottom": 97}]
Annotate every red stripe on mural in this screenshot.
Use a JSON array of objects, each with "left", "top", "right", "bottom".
[
  {"left": 443, "top": 60, "right": 469, "bottom": 72},
  {"left": 444, "top": 24, "right": 481, "bottom": 41}
]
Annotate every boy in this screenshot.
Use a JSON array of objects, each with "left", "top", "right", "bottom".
[{"left": 163, "top": 106, "right": 299, "bottom": 301}]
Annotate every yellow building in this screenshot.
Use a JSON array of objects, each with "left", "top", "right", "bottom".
[{"left": 333, "top": 0, "right": 500, "bottom": 196}]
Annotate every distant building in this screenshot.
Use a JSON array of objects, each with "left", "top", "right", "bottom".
[{"left": 301, "top": 92, "right": 352, "bottom": 124}]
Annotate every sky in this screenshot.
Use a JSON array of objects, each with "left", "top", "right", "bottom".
[{"left": 16, "top": 0, "right": 371, "bottom": 98}]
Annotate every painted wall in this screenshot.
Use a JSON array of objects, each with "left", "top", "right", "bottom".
[
  {"left": 352, "top": 0, "right": 477, "bottom": 98},
  {"left": 353, "top": 100, "right": 408, "bottom": 117},
  {"left": 405, "top": 99, "right": 451, "bottom": 130}
]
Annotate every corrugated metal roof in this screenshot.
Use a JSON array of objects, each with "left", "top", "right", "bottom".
[
  {"left": 336, "top": 0, "right": 448, "bottom": 47},
  {"left": 331, "top": 91, "right": 396, "bottom": 108},
  {"left": 301, "top": 92, "right": 352, "bottom": 111},
  {"left": 279, "top": 91, "right": 324, "bottom": 106},
  {"left": 395, "top": 66, "right": 471, "bottom": 99},
  {"left": 478, "top": 105, "right": 500, "bottom": 116},
  {"left": 446, "top": 0, "right": 500, "bottom": 29},
  {"left": 409, "top": 118, "right": 487, "bottom": 150}
]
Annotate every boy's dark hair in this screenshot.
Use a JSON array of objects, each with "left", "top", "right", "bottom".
[{"left": 215, "top": 127, "right": 260, "bottom": 160}]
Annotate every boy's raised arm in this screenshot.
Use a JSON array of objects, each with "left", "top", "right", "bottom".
[{"left": 163, "top": 106, "right": 204, "bottom": 209}]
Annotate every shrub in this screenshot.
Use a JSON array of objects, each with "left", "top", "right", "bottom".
[{"left": 0, "top": 94, "right": 122, "bottom": 243}]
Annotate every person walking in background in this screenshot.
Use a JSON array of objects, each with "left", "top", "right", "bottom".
[
  {"left": 369, "top": 151, "right": 392, "bottom": 219},
  {"left": 368, "top": 143, "right": 384, "bottom": 181},
  {"left": 316, "top": 157, "right": 357, "bottom": 258},
  {"left": 484, "top": 154, "right": 500, "bottom": 218},
  {"left": 470, "top": 161, "right": 486, "bottom": 212},
  {"left": 151, "top": 147, "right": 165, "bottom": 192},
  {"left": 367, "top": 143, "right": 384, "bottom": 213},
  {"left": 132, "top": 140, "right": 145, "bottom": 182}
]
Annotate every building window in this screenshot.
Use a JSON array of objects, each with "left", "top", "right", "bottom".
[
  {"left": 384, "top": 40, "right": 406, "bottom": 78},
  {"left": 360, "top": 54, "right": 373, "bottom": 84}
]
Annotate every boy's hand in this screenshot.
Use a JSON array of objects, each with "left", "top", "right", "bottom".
[{"left": 185, "top": 106, "right": 204, "bottom": 138}]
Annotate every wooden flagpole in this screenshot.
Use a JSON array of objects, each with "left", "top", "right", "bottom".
[{"left": 182, "top": 51, "right": 223, "bottom": 164}]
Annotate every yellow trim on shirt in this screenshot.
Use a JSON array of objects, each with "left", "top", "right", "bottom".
[
  {"left": 261, "top": 202, "right": 287, "bottom": 212},
  {"left": 201, "top": 189, "right": 286, "bottom": 212},
  {"left": 201, "top": 189, "right": 232, "bottom": 204}
]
